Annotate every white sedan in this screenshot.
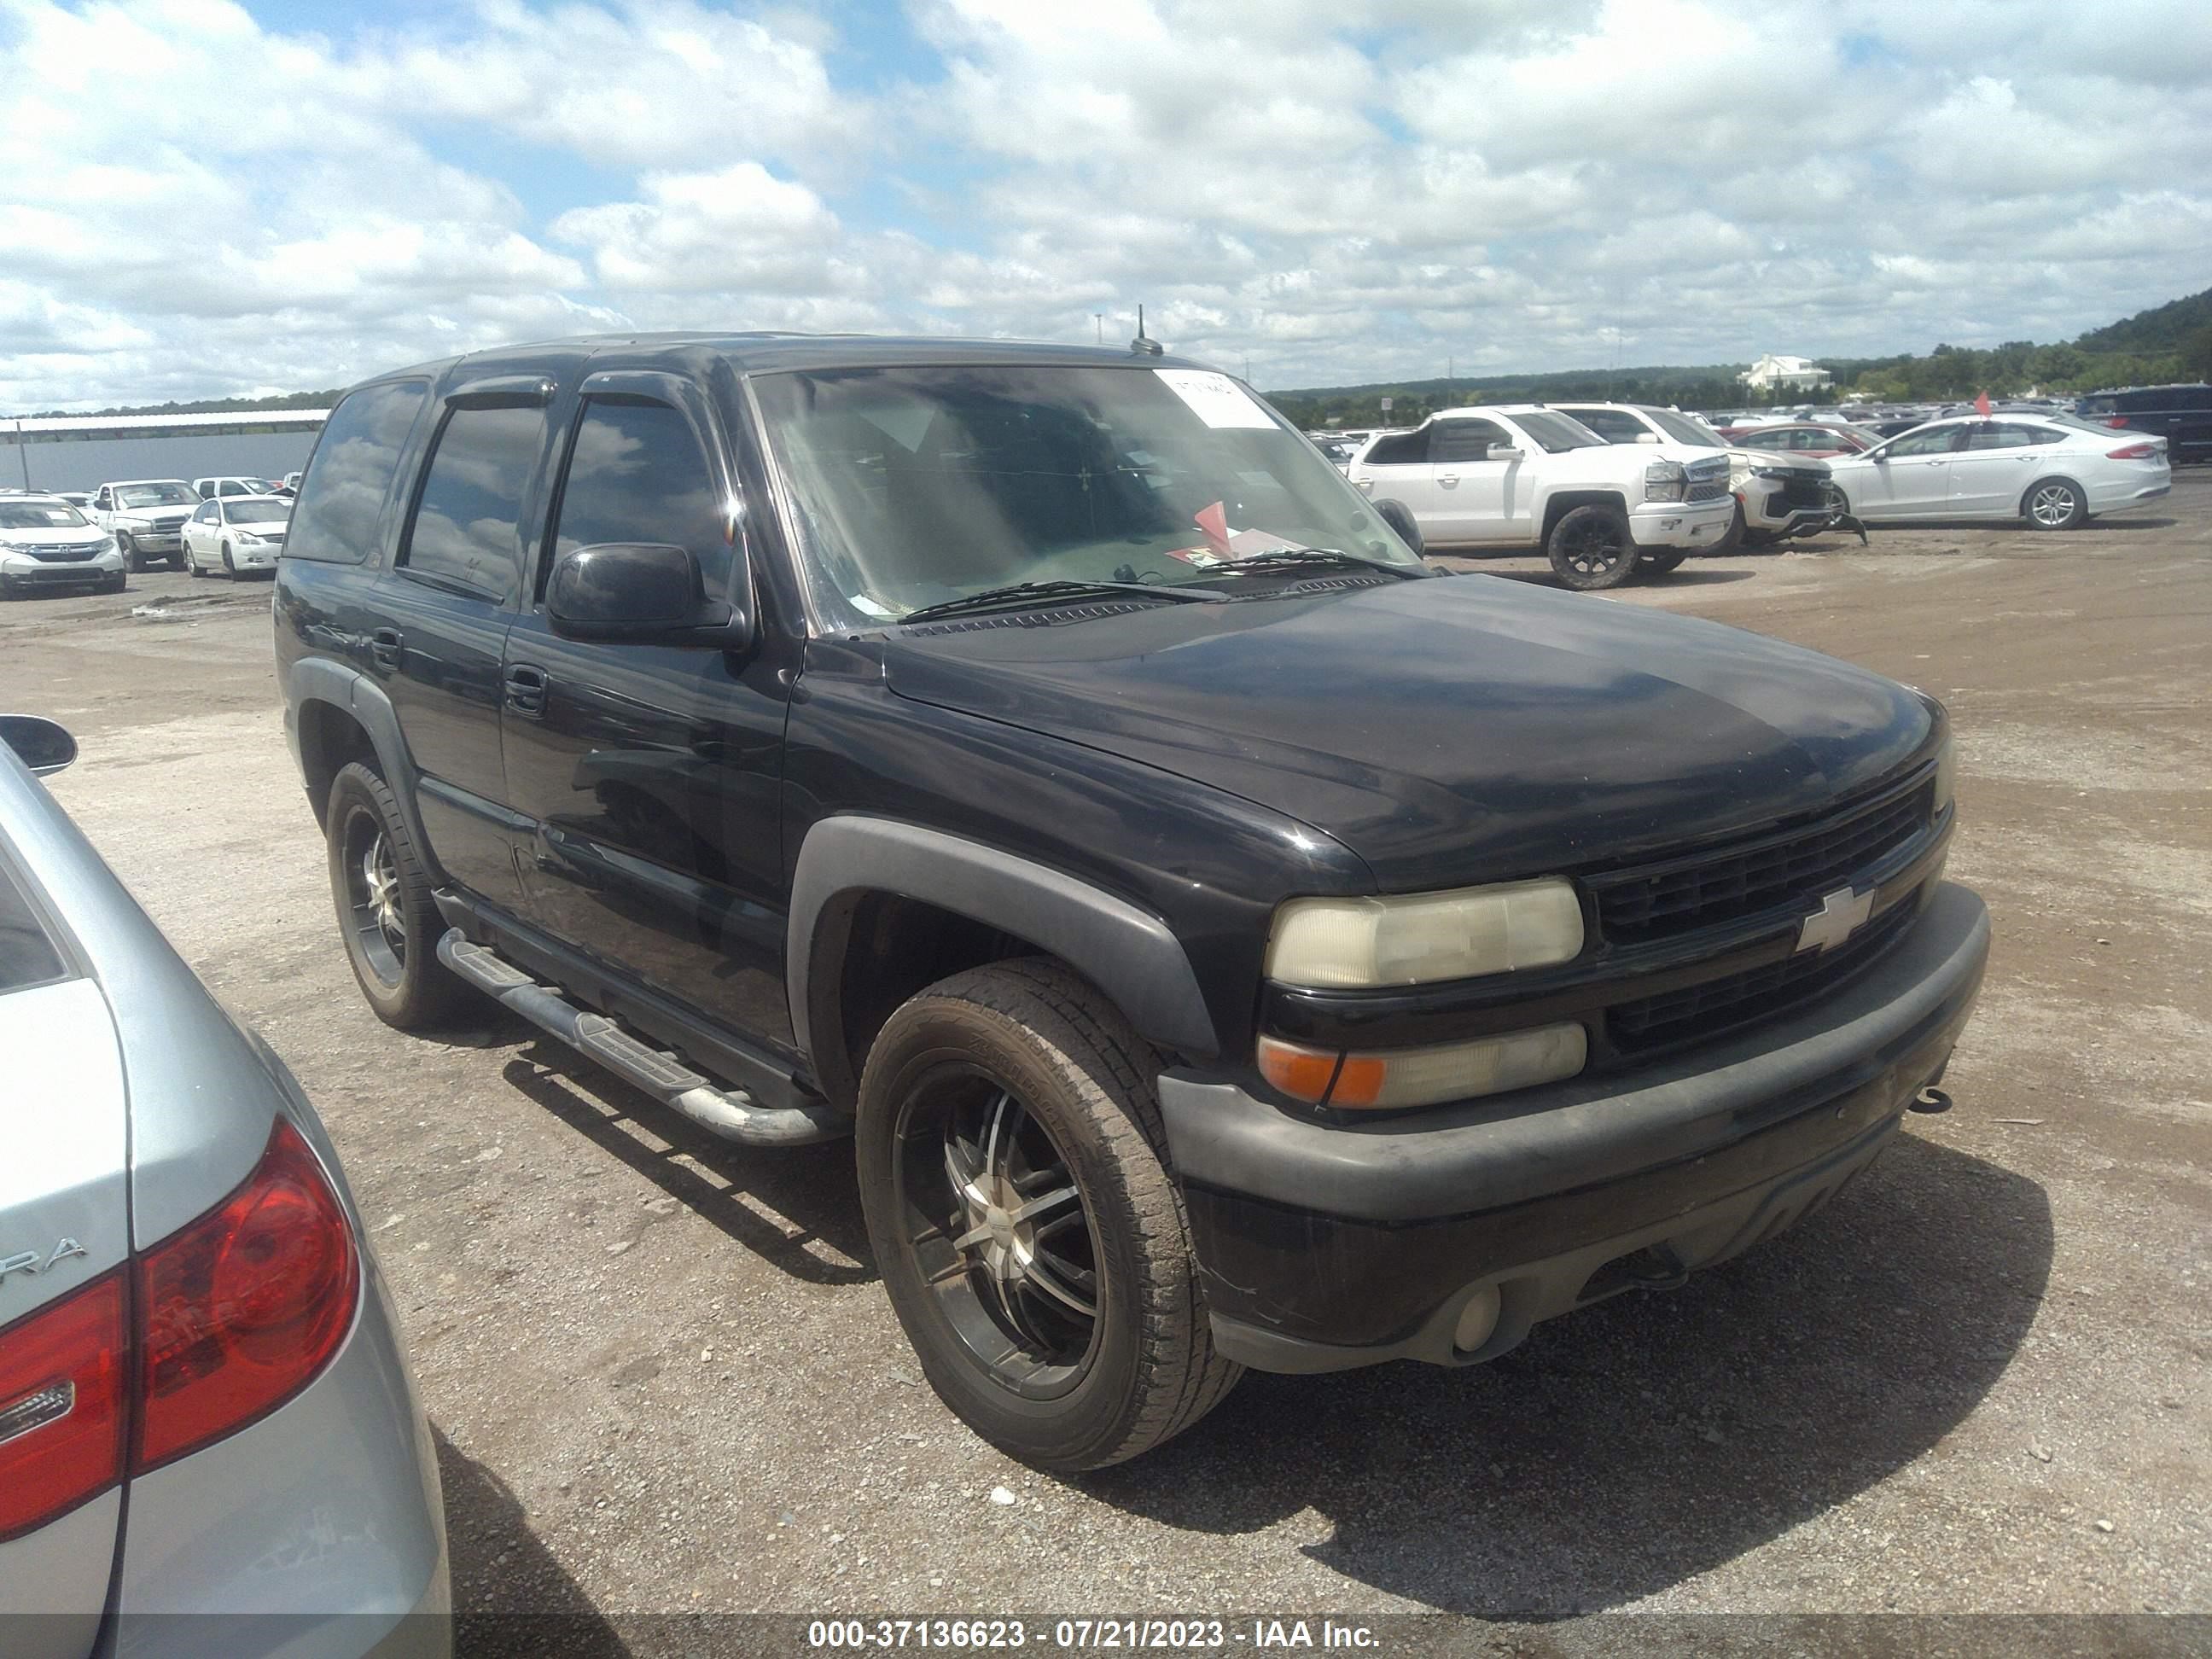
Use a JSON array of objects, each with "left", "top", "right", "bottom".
[
  {"left": 180, "top": 492, "right": 290, "bottom": 577},
  {"left": 1824, "top": 415, "right": 2171, "bottom": 529}
]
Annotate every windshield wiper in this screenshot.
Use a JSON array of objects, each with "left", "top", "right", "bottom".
[
  {"left": 897, "top": 578, "right": 1225, "bottom": 624},
  {"left": 1202, "top": 546, "right": 1429, "bottom": 581}
]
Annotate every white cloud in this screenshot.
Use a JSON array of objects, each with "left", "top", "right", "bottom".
[{"left": 1, "top": 0, "right": 2209, "bottom": 407}]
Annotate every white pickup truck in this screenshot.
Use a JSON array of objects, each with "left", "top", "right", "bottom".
[
  {"left": 1345, "top": 404, "right": 1735, "bottom": 588},
  {"left": 89, "top": 478, "right": 199, "bottom": 570}
]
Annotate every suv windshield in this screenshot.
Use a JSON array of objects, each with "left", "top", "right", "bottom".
[
  {"left": 116, "top": 482, "right": 195, "bottom": 508},
  {"left": 753, "top": 364, "right": 1421, "bottom": 622},
  {"left": 1512, "top": 411, "right": 1609, "bottom": 453},
  {"left": 0, "top": 503, "right": 89, "bottom": 530}
]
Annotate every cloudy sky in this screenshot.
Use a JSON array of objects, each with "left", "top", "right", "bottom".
[{"left": 3, "top": 0, "right": 2209, "bottom": 410}]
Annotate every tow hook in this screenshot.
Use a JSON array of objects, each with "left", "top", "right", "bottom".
[{"left": 1910, "top": 1086, "right": 1953, "bottom": 1115}]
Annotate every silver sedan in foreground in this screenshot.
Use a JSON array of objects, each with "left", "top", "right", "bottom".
[{"left": 0, "top": 716, "right": 448, "bottom": 1659}]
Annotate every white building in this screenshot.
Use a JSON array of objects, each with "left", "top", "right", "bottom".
[{"left": 1739, "top": 354, "right": 1832, "bottom": 393}]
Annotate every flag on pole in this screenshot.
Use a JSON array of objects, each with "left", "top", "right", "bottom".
[{"left": 1974, "top": 390, "right": 1993, "bottom": 417}]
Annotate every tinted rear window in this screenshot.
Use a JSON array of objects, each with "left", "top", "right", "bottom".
[
  {"left": 0, "top": 855, "right": 66, "bottom": 996},
  {"left": 285, "top": 381, "right": 430, "bottom": 564}
]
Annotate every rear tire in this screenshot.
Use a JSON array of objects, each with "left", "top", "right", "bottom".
[
  {"left": 856, "top": 958, "right": 1241, "bottom": 1470},
  {"left": 1547, "top": 504, "right": 1639, "bottom": 591},
  {"left": 2023, "top": 477, "right": 2087, "bottom": 531},
  {"left": 325, "top": 760, "right": 472, "bottom": 1030}
]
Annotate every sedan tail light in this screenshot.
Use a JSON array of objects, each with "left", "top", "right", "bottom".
[
  {"left": 2104, "top": 416, "right": 2130, "bottom": 428},
  {"left": 137, "top": 1118, "right": 359, "bottom": 1470},
  {"left": 2106, "top": 442, "right": 2162, "bottom": 461},
  {"left": 0, "top": 1274, "right": 128, "bottom": 1541},
  {"left": 0, "top": 1118, "right": 358, "bottom": 1540}
]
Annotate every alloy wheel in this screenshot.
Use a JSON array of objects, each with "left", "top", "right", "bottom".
[
  {"left": 341, "top": 807, "right": 407, "bottom": 986},
  {"left": 1560, "top": 519, "right": 1627, "bottom": 579},
  {"left": 2029, "top": 483, "right": 2078, "bottom": 528},
  {"left": 894, "top": 1069, "right": 1102, "bottom": 1400}
]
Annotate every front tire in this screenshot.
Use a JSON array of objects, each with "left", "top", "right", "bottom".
[
  {"left": 221, "top": 544, "right": 236, "bottom": 578},
  {"left": 856, "top": 958, "right": 1241, "bottom": 1471},
  {"left": 115, "top": 532, "right": 141, "bottom": 572},
  {"left": 325, "top": 760, "right": 472, "bottom": 1030},
  {"left": 2023, "top": 477, "right": 2087, "bottom": 531},
  {"left": 1547, "top": 504, "right": 1639, "bottom": 591}
]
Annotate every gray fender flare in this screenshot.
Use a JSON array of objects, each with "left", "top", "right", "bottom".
[
  {"left": 787, "top": 817, "right": 1220, "bottom": 1077},
  {"left": 284, "top": 658, "right": 441, "bottom": 882}
]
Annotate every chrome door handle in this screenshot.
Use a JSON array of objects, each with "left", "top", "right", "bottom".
[
  {"left": 370, "top": 627, "right": 402, "bottom": 672},
  {"left": 1438, "top": 474, "right": 1458, "bottom": 486}
]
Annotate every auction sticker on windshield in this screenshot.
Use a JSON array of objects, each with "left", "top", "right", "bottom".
[{"left": 1154, "top": 369, "right": 1276, "bottom": 429}]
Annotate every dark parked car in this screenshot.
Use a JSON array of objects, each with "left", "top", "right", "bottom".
[
  {"left": 274, "top": 334, "right": 1988, "bottom": 1470},
  {"left": 2075, "top": 384, "right": 2211, "bottom": 465}
]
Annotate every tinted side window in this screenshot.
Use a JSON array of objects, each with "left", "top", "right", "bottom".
[
  {"left": 1886, "top": 427, "right": 1959, "bottom": 457},
  {"left": 1961, "top": 424, "right": 2037, "bottom": 451},
  {"left": 1564, "top": 409, "right": 1643, "bottom": 443},
  {"left": 401, "top": 405, "right": 545, "bottom": 602},
  {"left": 546, "top": 399, "right": 729, "bottom": 599},
  {"left": 1429, "top": 419, "right": 1509, "bottom": 463},
  {"left": 1363, "top": 428, "right": 1429, "bottom": 466},
  {"left": 286, "top": 382, "right": 429, "bottom": 564},
  {"left": 2176, "top": 387, "right": 2212, "bottom": 410}
]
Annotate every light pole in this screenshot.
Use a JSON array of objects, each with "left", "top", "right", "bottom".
[{"left": 1094, "top": 313, "right": 1103, "bottom": 346}]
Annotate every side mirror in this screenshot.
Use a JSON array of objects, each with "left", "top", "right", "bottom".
[
  {"left": 1488, "top": 445, "right": 1526, "bottom": 462},
  {"left": 1633, "top": 432, "right": 1662, "bottom": 445},
  {"left": 1372, "top": 498, "right": 1424, "bottom": 556},
  {"left": 1, "top": 715, "right": 78, "bottom": 776},
  {"left": 547, "top": 543, "right": 753, "bottom": 649}
]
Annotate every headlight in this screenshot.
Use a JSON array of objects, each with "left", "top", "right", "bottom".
[
  {"left": 1749, "top": 464, "right": 1795, "bottom": 480},
  {"left": 1932, "top": 735, "right": 1956, "bottom": 816},
  {"left": 1642, "top": 460, "right": 1686, "bottom": 503},
  {"left": 1258, "top": 1023, "right": 1588, "bottom": 1109},
  {"left": 236, "top": 531, "right": 265, "bottom": 544},
  {"left": 1266, "top": 877, "right": 1585, "bottom": 988}
]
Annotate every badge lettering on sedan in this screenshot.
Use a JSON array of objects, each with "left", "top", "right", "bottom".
[
  {"left": 1798, "top": 888, "right": 1873, "bottom": 953},
  {"left": 0, "top": 1238, "right": 88, "bottom": 1285}
]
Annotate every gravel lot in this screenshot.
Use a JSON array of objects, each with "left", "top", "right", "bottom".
[{"left": 3, "top": 480, "right": 2208, "bottom": 1644}]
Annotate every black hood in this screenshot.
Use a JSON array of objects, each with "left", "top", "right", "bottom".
[{"left": 881, "top": 577, "right": 1936, "bottom": 891}]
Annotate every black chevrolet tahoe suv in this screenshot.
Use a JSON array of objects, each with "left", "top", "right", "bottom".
[{"left": 275, "top": 333, "right": 1988, "bottom": 1470}]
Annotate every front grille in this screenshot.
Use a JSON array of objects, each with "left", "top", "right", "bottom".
[
  {"left": 1609, "top": 895, "right": 1919, "bottom": 1052},
  {"left": 16, "top": 543, "right": 101, "bottom": 562},
  {"left": 1592, "top": 780, "right": 1934, "bottom": 945},
  {"left": 1767, "top": 474, "right": 1831, "bottom": 516},
  {"left": 1687, "top": 479, "right": 1728, "bottom": 504}
]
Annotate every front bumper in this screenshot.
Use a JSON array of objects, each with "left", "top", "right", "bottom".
[
  {"left": 225, "top": 541, "right": 282, "bottom": 570},
  {"left": 1739, "top": 475, "right": 1842, "bottom": 538},
  {"left": 0, "top": 550, "right": 125, "bottom": 586},
  {"left": 117, "top": 526, "right": 183, "bottom": 550},
  {"left": 1626, "top": 495, "right": 1735, "bottom": 549},
  {"left": 1159, "top": 882, "right": 1988, "bottom": 1373}
]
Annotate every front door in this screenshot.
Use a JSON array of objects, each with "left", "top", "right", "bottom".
[
  {"left": 1854, "top": 425, "right": 1960, "bottom": 517},
  {"left": 370, "top": 391, "right": 551, "bottom": 902},
  {"left": 499, "top": 375, "right": 800, "bottom": 1057}
]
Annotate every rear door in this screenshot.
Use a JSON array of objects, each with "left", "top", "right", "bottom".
[
  {"left": 498, "top": 371, "right": 801, "bottom": 1055},
  {"left": 1427, "top": 416, "right": 1523, "bottom": 542},
  {"left": 368, "top": 378, "right": 555, "bottom": 902},
  {"left": 1947, "top": 421, "right": 2046, "bottom": 515},
  {"left": 0, "top": 843, "right": 128, "bottom": 1659},
  {"left": 1350, "top": 425, "right": 1450, "bottom": 532}
]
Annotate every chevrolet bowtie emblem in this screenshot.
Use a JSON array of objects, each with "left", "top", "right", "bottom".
[{"left": 1797, "top": 887, "right": 1873, "bottom": 953}]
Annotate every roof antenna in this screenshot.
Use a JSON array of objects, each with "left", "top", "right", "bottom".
[{"left": 1129, "top": 305, "right": 1164, "bottom": 358}]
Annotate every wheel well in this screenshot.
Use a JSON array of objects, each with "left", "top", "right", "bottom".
[
  {"left": 296, "top": 699, "right": 379, "bottom": 828},
  {"left": 2022, "top": 474, "right": 2083, "bottom": 512},
  {"left": 819, "top": 892, "right": 1045, "bottom": 1109},
  {"left": 1540, "top": 491, "right": 1628, "bottom": 543}
]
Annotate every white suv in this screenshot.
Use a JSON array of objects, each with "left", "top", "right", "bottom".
[
  {"left": 1552, "top": 402, "right": 1847, "bottom": 549},
  {"left": 1344, "top": 405, "right": 1735, "bottom": 589},
  {"left": 0, "top": 494, "right": 126, "bottom": 597}
]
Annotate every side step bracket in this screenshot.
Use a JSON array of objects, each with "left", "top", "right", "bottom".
[{"left": 438, "top": 929, "right": 850, "bottom": 1148}]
